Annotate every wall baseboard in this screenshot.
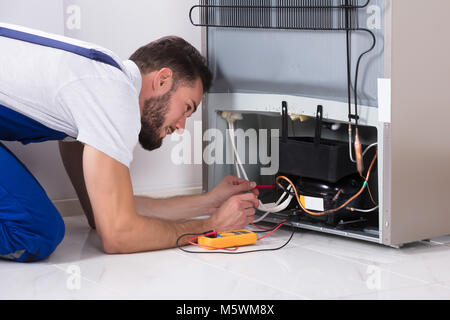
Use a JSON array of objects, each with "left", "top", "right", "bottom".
[
  {"left": 53, "top": 198, "right": 84, "bottom": 218},
  {"left": 53, "top": 186, "right": 204, "bottom": 217}
]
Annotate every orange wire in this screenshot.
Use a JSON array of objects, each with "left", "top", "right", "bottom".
[{"left": 276, "top": 150, "right": 378, "bottom": 216}]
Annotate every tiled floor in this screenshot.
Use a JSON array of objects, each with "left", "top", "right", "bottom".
[{"left": 1, "top": 215, "right": 450, "bottom": 300}]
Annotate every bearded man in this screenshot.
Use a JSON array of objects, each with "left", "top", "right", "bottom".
[{"left": 0, "top": 23, "right": 258, "bottom": 262}]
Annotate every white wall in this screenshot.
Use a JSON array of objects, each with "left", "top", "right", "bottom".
[
  {"left": 0, "top": 0, "right": 203, "bottom": 199},
  {"left": 0, "top": 0, "right": 74, "bottom": 200}
]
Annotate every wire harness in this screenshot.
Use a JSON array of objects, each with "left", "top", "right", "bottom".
[{"left": 222, "top": 112, "right": 294, "bottom": 223}]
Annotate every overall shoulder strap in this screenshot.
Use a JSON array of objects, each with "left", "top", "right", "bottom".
[{"left": 0, "top": 24, "right": 122, "bottom": 71}]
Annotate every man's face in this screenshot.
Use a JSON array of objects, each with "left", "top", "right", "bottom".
[{"left": 138, "top": 74, "right": 203, "bottom": 151}]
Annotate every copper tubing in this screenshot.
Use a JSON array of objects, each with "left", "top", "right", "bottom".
[{"left": 354, "top": 128, "right": 364, "bottom": 176}]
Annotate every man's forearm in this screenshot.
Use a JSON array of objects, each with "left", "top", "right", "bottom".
[
  {"left": 109, "top": 193, "right": 258, "bottom": 254},
  {"left": 134, "top": 193, "right": 217, "bottom": 220},
  {"left": 106, "top": 213, "right": 215, "bottom": 253}
]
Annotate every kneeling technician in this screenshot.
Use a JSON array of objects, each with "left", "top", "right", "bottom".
[{"left": 0, "top": 23, "right": 259, "bottom": 262}]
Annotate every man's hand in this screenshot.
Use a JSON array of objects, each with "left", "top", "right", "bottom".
[
  {"left": 206, "top": 192, "right": 259, "bottom": 232},
  {"left": 206, "top": 175, "right": 259, "bottom": 213}
]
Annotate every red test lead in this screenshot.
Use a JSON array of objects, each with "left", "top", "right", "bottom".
[{"left": 255, "top": 185, "right": 276, "bottom": 190}]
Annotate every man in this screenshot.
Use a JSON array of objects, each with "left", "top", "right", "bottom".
[{"left": 0, "top": 23, "right": 259, "bottom": 262}]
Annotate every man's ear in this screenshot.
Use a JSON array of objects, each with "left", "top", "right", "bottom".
[{"left": 153, "top": 67, "right": 174, "bottom": 95}]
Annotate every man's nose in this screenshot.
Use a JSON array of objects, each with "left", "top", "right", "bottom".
[{"left": 175, "top": 117, "right": 187, "bottom": 133}]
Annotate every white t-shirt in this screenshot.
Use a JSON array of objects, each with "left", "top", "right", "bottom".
[{"left": 0, "top": 23, "right": 142, "bottom": 167}]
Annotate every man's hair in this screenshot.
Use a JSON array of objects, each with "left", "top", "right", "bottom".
[{"left": 129, "top": 36, "right": 212, "bottom": 92}]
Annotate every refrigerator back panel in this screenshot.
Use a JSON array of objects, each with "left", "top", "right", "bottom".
[{"left": 205, "top": 0, "right": 385, "bottom": 108}]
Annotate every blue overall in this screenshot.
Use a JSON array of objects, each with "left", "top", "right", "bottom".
[{"left": 0, "top": 26, "right": 122, "bottom": 262}]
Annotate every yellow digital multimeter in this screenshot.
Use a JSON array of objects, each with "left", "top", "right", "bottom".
[{"left": 197, "top": 230, "right": 257, "bottom": 249}]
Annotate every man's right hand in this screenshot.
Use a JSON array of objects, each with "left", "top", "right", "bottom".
[{"left": 206, "top": 193, "right": 259, "bottom": 232}]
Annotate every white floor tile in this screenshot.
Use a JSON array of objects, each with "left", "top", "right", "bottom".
[
  {"left": 340, "top": 282, "right": 450, "bottom": 300},
  {"left": 1, "top": 215, "right": 450, "bottom": 300},
  {"left": 0, "top": 264, "right": 121, "bottom": 299},
  {"left": 178, "top": 239, "right": 428, "bottom": 299}
]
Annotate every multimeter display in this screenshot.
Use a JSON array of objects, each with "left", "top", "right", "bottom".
[{"left": 197, "top": 230, "right": 257, "bottom": 249}]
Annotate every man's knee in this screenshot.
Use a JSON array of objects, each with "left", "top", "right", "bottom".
[
  {"left": 30, "top": 207, "right": 66, "bottom": 262},
  {"left": 0, "top": 205, "right": 65, "bottom": 262},
  {"left": 40, "top": 209, "right": 66, "bottom": 259},
  {"left": 0, "top": 142, "right": 65, "bottom": 262}
]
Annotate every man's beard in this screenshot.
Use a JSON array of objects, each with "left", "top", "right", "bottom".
[{"left": 138, "top": 90, "right": 172, "bottom": 151}]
